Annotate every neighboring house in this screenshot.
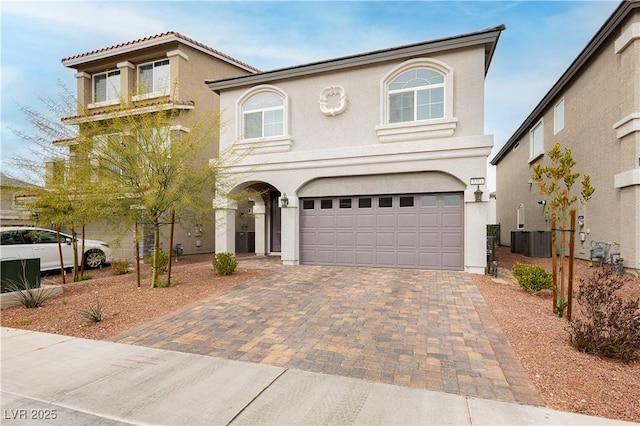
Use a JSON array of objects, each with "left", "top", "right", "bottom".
[
  {"left": 0, "top": 173, "right": 38, "bottom": 227},
  {"left": 491, "top": 1, "right": 640, "bottom": 271},
  {"left": 207, "top": 26, "right": 505, "bottom": 273},
  {"left": 58, "top": 32, "right": 257, "bottom": 260}
]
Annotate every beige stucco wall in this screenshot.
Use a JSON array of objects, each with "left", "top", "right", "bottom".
[
  {"left": 67, "top": 40, "right": 253, "bottom": 258},
  {"left": 216, "top": 44, "right": 494, "bottom": 273},
  {"left": 495, "top": 10, "right": 640, "bottom": 270}
]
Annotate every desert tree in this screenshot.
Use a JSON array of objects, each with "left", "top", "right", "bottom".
[{"left": 532, "top": 143, "right": 595, "bottom": 318}]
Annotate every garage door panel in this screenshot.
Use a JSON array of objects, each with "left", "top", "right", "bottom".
[
  {"left": 356, "top": 214, "right": 375, "bottom": 228},
  {"left": 375, "top": 251, "right": 395, "bottom": 266},
  {"left": 442, "top": 252, "right": 463, "bottom": 269},
  {"left": 356, "top": 251, "right": 374, "bottom": 265},
  {"left": 301, "top": 193, "right": 463, "bottom": 270},
  {"left": 356, "top": 232, "right": 375, "bottom": 247},
  {"left": 442, "top": 212, "right": 463, "bottom": 228},
  {"left": 336, "top": 250, "right": 355, "bottom": 265},
  {"left": 419, "top": 213, "right": 439, "bottom": 228},
  {"left": 442, "top": 233, "right": 463, "bottom": 249},
  {"left": 376, "top": 232, "right": 395, "bottom": 247},
  {"left": 376, "top": 214, "right": 395, "bottom": 228},
  {"left": 419, "top": 252, "right": 440, "bottom": 269},
  {"left": 318, "top": 216, "right": 336, "bottom": 228},
  {"left": 318, "top": 232, "right": 336, "bottom": 245},
  {"left": 337, "top": 215, "right": 355, "bottom": 228},
  {"left": 397, "top": 213, "right": 418, "bottom": 227},
  {"left": 397, "top": 232, "right": 417, "bottom": 248},
  {"left": 419, "top": 233, "right": 439, "bottom": 248},
  {"left": 397, "top": 251, "right": 417, "bottom": 267}
]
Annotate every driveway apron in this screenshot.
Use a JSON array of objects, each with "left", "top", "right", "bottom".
[{"left": 114, "top": 259, "right": 543, "bottom": 406}]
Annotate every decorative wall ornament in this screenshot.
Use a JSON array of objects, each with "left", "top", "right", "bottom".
[{"left": 318, "top": 85, "right": 348, "bottom": 116}]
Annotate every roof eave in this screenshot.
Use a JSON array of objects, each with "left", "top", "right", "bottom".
[
  {"left": 62, "top": 33, "right": 259, "bottom": 74},
  {"left": 206, "top": 25, "right": 506, "bottom": 93}
]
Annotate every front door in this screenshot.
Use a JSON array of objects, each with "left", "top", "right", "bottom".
[{"left": 270, "top": 192, "right": 282, "bottom": 252}]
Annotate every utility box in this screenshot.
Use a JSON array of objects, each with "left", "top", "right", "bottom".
[{"left": 1, "top": 258, "right": 41, "bottom": 293}]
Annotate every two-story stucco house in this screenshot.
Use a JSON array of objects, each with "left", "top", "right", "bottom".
[
  {"left": 208, "top": 26, "right": 505, "bottom": 273},
  {"left": 59, "top": 32, "right": 257, "bottom": 259},
  {"left": 491, "top": 1, "right": 639, "bottom": 272}
]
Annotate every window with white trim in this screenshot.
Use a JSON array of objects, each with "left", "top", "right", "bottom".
[
  {"left": 138, "top": 59, "right": 170, "bottom": 96},
  {"left": 93, "top": 70, "right": 120, "bottom": 103},
  {"left": 138, "top": 127, "right": 171, "bottom": 154},
  {"left": 388, "top": 69, "right": 444, "bottom": 123},
  {"left": 554, "top": 99, "right": 564, "bottom": 134},
  {"left": 242, "top": 92, "right": 284, "bottom": 139},
  {"left": 529, "top": 120, "right": 544, "bottom": 160}
]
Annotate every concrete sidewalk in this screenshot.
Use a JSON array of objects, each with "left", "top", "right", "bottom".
[{"left": 1, "top": 328, "right": 632, "bottom": 425}]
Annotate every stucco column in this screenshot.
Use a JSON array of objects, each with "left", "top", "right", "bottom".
[
  {"left": 280, "top": 195, "right": 299, "bottom": 265},
  {"left": 253, "top": 204, "right": 267, "bottom": 256},
  {"left": 213, "top": 196, "right": 237, "bottom": 254},
  {"left": 464, "top": 189, "right": 488, "bottom": 274}
]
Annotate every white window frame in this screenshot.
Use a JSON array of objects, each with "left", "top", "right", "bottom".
[
  {"left": 235, "top": 85, "right": 292, "bottom": 153},
  {"left": 554, "top": 98, "right": 564, "bottom": 134},
  {"left": 242, "top": 93, "right": 284, "bottom": 139},
  {"left": 376, "top": 58, "right": 457, "bottom": 143},
  {"left": 135, "top": 59, "right": 170, "bottom": 99},
  {"left": 529, "top": 119, "right": 544, "bottom": 162},
  {"left": 91, "top": 69, "right": 120, "bottom": 107},
  {"left": 388, "top": 69, "right": 445, "bottom": 123},
  {"left": 517, "top": 203, "right": 525, "bottom": 230}
]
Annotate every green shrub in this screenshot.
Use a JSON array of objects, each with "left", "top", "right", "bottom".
[
  {"left": 78, "top": 294, "right": 103, "bottom": 323},
  {"left": 145, "top": 250, "right": 169, "bottom": 274},
  {"left": 212, "top": 252, "right": 238, "bottom": 276},
  {"left": 569, "top": 269, "right": 640, "bottom": 361},
  {"left": 111, "top": 259, "right": 130, "bottom": 276},
  {"left": 512, "top": 262, "right": 553, "bottom": 293}
]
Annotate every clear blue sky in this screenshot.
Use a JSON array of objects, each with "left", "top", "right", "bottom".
[{"left": 1, "top": 0, "right": 620, "bottom": 189}]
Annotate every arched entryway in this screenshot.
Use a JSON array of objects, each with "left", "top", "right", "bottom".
[{"left": 215, "top": 182, "right": 283, "bottom": 256}]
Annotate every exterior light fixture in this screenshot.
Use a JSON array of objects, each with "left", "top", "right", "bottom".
[
  {"left": 470, "top": 177, "right": 485, "bottom": 202},
  {"left": 279, "top": 193, "right": 289, "bottom": 208},
  {"left": 538, "top": 200, "right": 547, "bottom": 206}
]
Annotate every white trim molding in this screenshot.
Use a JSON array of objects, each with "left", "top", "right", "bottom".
[
  {"left": 614, "top": 168, "right": 640, "bottom": 189},
  {"left": 375, "top": 117, "right": 458, "bottom": 143},
  {"left": 613, "top": 112, "right": 640, "bottom": 139},
  {"left": 167, "top": 49, "right": 189, "bottom": 61},
  {"left": 74, "top": 71, "right": 90, "bottom": 80},
  {"left": 615, "top": 22, "right": 640, "bottom": 54}
]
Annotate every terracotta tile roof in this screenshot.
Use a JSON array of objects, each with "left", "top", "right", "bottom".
[
  {"left": 61, "top": 31, "right": 259, "bottom": 73},
  {"left": 61, "top": 100, "right": 196, "bottom": 123}
]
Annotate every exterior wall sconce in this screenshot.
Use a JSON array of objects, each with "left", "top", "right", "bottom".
[
  {"left": 279, "top": 193, "right": 289, "bottom": 208},
  {"left": 471, "top": 177, "right": 485, "bottom": 202},
  {"left": 537, "top": 200, "right": 546, "bottom": 206}
]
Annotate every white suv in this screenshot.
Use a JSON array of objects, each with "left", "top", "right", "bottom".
[{"left": 0, "top": 227, "right": 112, "bottom": 271}]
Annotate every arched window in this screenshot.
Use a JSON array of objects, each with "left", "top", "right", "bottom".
[
  {"left": 388, "top": 69, "right": 444, "bottom": 123},
  {"left": 242, "top": 92, "right": 284, "bottom": 139}
]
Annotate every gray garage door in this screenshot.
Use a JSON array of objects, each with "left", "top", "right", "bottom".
[{"left": 300, "top": 193, "right": 463, "bottom": 270}]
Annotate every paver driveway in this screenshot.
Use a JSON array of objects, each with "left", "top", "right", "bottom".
[{"left": 114, "top": 258, "right": 543, "bottom": 406}]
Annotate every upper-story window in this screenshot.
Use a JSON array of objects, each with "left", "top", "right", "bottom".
[
  {"left": 242, "top": 92, "right": 284, "bottom": 139},
  {"left": 529, "top": 119, "right": 544, "bottom": 161},
  {"left": 388, "top": 69, "right": 444, "bottom": 123},
  {"left": 554, "top": 99, "right": 564, "bottom": 134},
  {"left": 93, "top": 70, "right": 120, "bottom": 104},
  {"left": 376, "top": 59, "right": 456, "bottom": 143},
  {"left": 138, "top": 59, "right": 170, "bottom": 96}
]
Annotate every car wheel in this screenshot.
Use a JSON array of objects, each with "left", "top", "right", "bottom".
[{"left": 84, "top": 249, "right": 106, "bottom": 269}]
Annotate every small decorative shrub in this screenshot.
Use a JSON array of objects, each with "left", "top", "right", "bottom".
[
  {"left": 111, "top": 259, "right": 130, "bottom": 276},
  {"left": 512, "top": 262, "right": 553, "bottom": 293},
  {"left": 212, "top": 252, "right": 238, "bottom": 276},
  {"left": 145, "top": 250, "right": 169, "bottom": 274},
  {"left": 78, "top": 294, "right": 103, "bottom": 323},
  {"left": 569, "top": 269, "right": 640, "bottom": 361}
]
